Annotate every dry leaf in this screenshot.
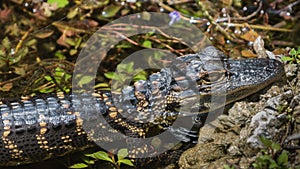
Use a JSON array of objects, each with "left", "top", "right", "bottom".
[
  {"left": 56, "top": 32, "right": 70, "bottom": 48},
  {"left": 14, "top": 66, "right": 27, "bottom": 75},
  {"left": 0, "top": 8, "right": 12, "bottom": 21},
  {"left": 34, "top": 30, "right": 54, "bottom": 39},
  {"left": 215, "top": 35, "right": 225, "bottom": 45},
  {"left": 221, "top": 0, "right": 233, "bottom": 6},
  {"left": 87, "top": 19, "right": 98, "bottom": 27},
  {"left": 242, "top": 30, "right": 259, "bottom": 42},
  {"left": 272, "top": 48, "right": 288, "bottom": 55},
  {"left": 0, "top": 83, "right": 13, "bottom": 91},
  {"left": 241, "top": 49, "right": 257, "bottom": 58}
]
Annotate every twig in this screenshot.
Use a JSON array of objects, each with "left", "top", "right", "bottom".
[
  {"left": 285, "top": 0, "right": 300, "bottom": 11},
  {"left": 215, "top": 1, "right": 263, "bottom": 22},
  {"left": 270, "top": 0, "right": 300, "bottom": 14},
  {"left": 15, "top": 28, "right": 32, "bottom": 54},
  {"left": 220, "top": 22, "right": 293, "bottom": 32},
  {"left": 148, "top": 36, "right": 184, "bottom": 55},
  {"left": 105, "top": 23, "right": 192, "bottom": 48},
  {"left": 166, "top": 0, "right": 194, "bottom": 5},
  {"left": 197, "top": 2, "right": 244, "bottom": 43},
  {"left": 0, "top": 70, "right": 35, "bottom": 86},
  {"left": 52, "top": 21, "right": 93, "bottom": 34},
  {"left": 271, "top": 40, "right": 293, "bottom": 46},
  {"left": 111, "top": 30, "right": 140, "bottom": 46}
]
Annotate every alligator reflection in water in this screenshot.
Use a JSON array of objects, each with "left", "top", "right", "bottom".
[{"left": 0, "top": 46, "right": 285, "bottom": 167}]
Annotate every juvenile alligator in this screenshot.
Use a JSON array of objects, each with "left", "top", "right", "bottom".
[{"left": 0, "top": 46, "right": 285, "bottom": 166}]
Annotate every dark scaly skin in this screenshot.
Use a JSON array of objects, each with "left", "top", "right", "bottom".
[{"left": 0, "top": 46, "right": 285, "bottom": 166}]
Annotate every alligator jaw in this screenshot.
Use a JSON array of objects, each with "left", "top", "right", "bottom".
[{"left": 223, "top": 58, "right": 285, "bottom": 105}]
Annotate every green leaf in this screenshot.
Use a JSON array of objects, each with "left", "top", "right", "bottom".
[
  {"left": 75, "top": 38, "right": 82, "bottom": 49},
  {"left": 104, "top": 72, "right": 115, "bottom": 79},
  {"left": 78, "top": 76, "right": 94, "bottom": 86},
  {"left": 94, "top": 83, "right": 109, "bottom": 88},
  {"left": 252, "top": 163, "right": 259, "bottom": 168},
  {"left": 178, "top": 8, "right": 190, "bottom": 15},
  {"left": 271, "top": 142, "right": 281, "bottom": 151},
  {"left": 55, "top": 67, "right": 64, "bottom": 72},
  {"left": 154, "top": 52, "right": 163, "bottom": 60},
  {"left": 259, "top": 136, "right": 272, "bottom": 147},
  {"left": 0, "top": 48, "right": 6, "bottom": 57},
  {"left": 39, "top": 87, "right": 54, "bottom": 93},
  {"left": 55, "top": 67, "right": 65, "bottom": 77},
  {"left": 55, "top": 51, "right": 66, "bottom": 60},
  {"left": 25, "top": 39, "right": 37, "bottom": 46},
  {"left": 82, "top": 156, "right": 95, "bottom": 165},
  {"left": 142, "top": 40, "right": 152, "bottom": 48},
  {"left": 2, "top": 37, "right": 11, "bottom": 50},
  {"left": 47, "top": 0, "right": 69, "bottom": 8},
  {"left": 12, "top": 47, "right": 29, "bottom": 63},
  {"left": 118, "top": 159, "right": 134, "bottom": 166},
  {"left": 269, "top": 159, "right": 279, "bottom": 168},
  {"left": 223, "top": 164, "right": 234, "bottom": 169},
  {"left": 102, "top": 4, "right": 122, "bottom": 18},
  {"left": 65, "top": 74, "right": 72, "bottom": 81},
  {"left": 63, "top": 87, "right": 70, "bottom": 93},
  {"left": 93, "top": 151, "right": 114, "bottom": 163},
  {"left": 54, "top": 77, "right": 62, "bottom": 83},
  {"left": 116, "top": 44, "right": 133, "bottom": 48},
  {"left": 233, "top": 0, "right": 242, "bottom": 7},
  {"left": 133, "top": 73, "right": 147, "bottom": 81},
  {"left": 148, "top": 31, "right": 155, "bottom": 36},
  {"left": 281, "top": 56, "right": 294, "bottom": 61},
  {"left": 84, "top": 153, "right": 95, "bottom": 158},
  {"left": 65, "top": 38, "right": 76, "bottom": 46},
  {"left": 116, "top": 62, "right": 134, "bottom": 73},
  {"left": 70, "top": 49, "right": 77, "bottom": 55},
  {"left": 83, "top": 159, "right": 94, "bottom": 165},
  {"left": 256, "top": 155, "right": 271, "bottom": 167},
  {"left": 44, "top": 75, "right": 53, "bottom": 81},
  {"left": 69, "top": 163, "right": 88, "bottom": 168},
  {"left": 125, "top": 62, "right": 134, "bottom": 72},
  {"left": 67, "top": 7, "right": 79, "bottom": 19},
  {"left": 277, "top": 151, "right": 288, "bottom": 166},
  {"left": 117, "top": 149, "right": 128, "bottom": 160},
  {"left": 289, "top": 48, "right": 297, "bottom": 56},
  {"left": 104, "top": 72, "right": 122, "bottom": 81}
]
